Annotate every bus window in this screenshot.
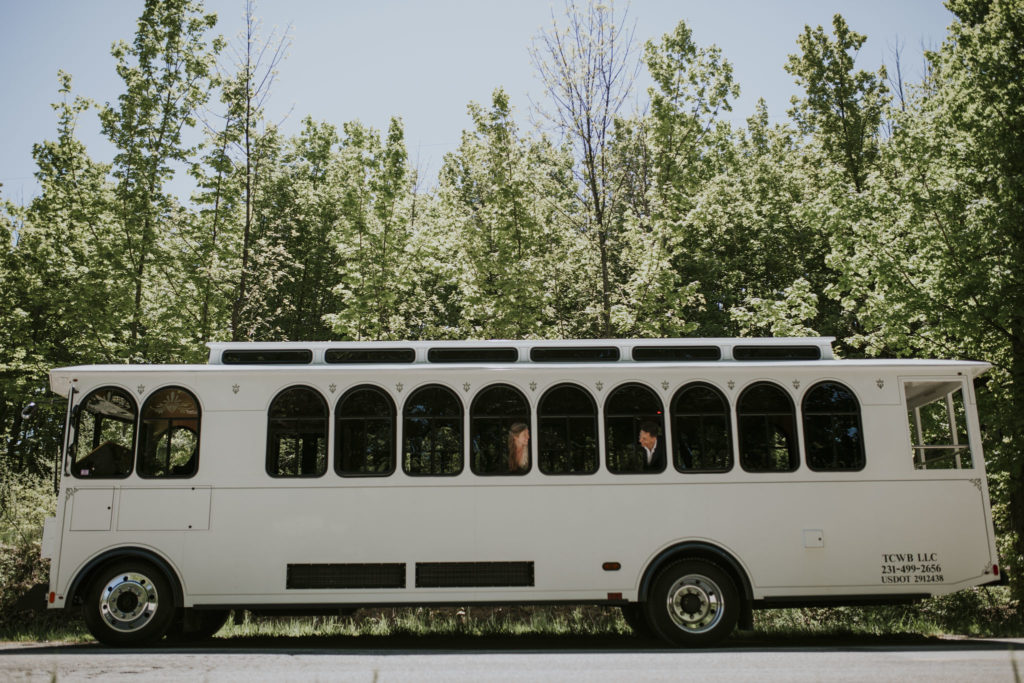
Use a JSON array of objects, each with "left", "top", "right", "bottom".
[
  {"left": 905, "top": 380, "right": 973, "bottom": 469},
  {"left": 335, "top": 386, "right": 396, "bottom": 476},
  {"left": 470, "top": 384, "right": 531, "bottom": 475},
  {"left": 538, "top": 384, "right": 598, "bottom": 475},
  {"left": 738, "top": 382, "right": 798, "bottom": 472},
  {"left": 403, "top": 385, "right": 463, "bottom": 476},
  {"left": 802, "top": 382, "right": 864, "bottom": 471},
  {"left": 671, "top": 383, "right": 732, "bottom": 472},
  {"left": 266, "top": 386, "right": 328, "bottom": 477},
  {"left": 138, "top": 387, "right": 200, "bottom": 478},
  {"left": 71, "top": 387, "right": 137, "bottom": 478},
  {"left": 605, "top": 384, "right": 665, "bottom": 474}
]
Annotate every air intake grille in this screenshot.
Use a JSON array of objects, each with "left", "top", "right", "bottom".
[
  {"left": 286, "top": 563, "right": 406, "bottom": 589},
  {"left": 415, "top": 561, "right": 535, "bottom": 588}
]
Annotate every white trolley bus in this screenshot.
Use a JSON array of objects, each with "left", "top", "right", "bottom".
[{"left": 40, "top": 337, "right": 1001, "bottom": 646}]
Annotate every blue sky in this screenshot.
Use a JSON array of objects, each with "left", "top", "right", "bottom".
[{"left": 0, "top": 0, "right": 954, "bottom": 203}]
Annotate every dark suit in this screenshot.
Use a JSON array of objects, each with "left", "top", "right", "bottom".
[{"left": 640, "top": 438, "right": 666, "bottom": 472}]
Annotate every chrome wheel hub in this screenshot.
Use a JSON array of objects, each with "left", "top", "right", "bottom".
[
  {"left": 99, "top": 572, "right": 159, "bottom": 633},
  {"left": 666, "top": 573, "right": 723, "bottom": 633}
]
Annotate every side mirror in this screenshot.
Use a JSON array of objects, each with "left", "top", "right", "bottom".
[{"left": 20, "top": 402, "right": 38, "bottom": 421}]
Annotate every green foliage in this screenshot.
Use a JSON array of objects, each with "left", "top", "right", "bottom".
[
  {"left": 437, "top": 90, "right": 579, "bottom": 338},
  {"left": 100, "top": 0, "right": 222, "bottom": 360},
  {"left": 5, "top": 0, "right": 1024, "bottom": 635},
  {"left": 785, "top": 14, "right": 888, "bottom": 193},
  {"left": 0, "top": 474, "right": 65, "bottom": 638}
]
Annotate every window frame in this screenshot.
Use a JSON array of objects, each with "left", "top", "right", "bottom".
[
  {"left": 469, "top": 383, "right": 532, "bottom": 476},
  {"left": 70, "top": 385, "right": 138, "bottom": 480},
  {"left": 402, "top": 383, "right": 465, "bottom": 477},
  {"left": 802, "top": 380, "right": 866, "bottom": 472},
  {"left": 137, "top": 385, "right": 202, "bottom": 479},
  {"left": 265, "top": 385, "right": 329, "bottom": 478},
  {"left": 537, "top": 383, "right": 600, "bottom": 476},
  {"left": 670, "top": 381, "right": 733, "bottom": 474},
  {"left": 604, "top": 382, "right": 666, "bottom": 475},
  {"left": 334, "top": 384, "right": 397, "bottom": 478},
  {"left": 737, "top": 381, "right": 799, "bottom": 473},
  {"left": 904, "top": 378, "right": 974, "bottom": 470}
]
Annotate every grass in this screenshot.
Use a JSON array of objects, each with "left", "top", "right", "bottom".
[
  {"left": 3, "top": 592, "right": 1021, "bottom": 646},
  {"left": 216, "top": 606, "right": 631, "bottom": 641}
]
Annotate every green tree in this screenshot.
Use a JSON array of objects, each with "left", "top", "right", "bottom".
[
  {"left": 833, "top": 0, "right": 1024, "bottom": 597},
  {"left": 437, "top": 90, "right": 577, "bottom": 338},
  {"left": 0, "top": 73, "right": 115, "bottom": 473},
  {"left": 242, "top": 118, "right": 342, "bottom": 341},
  {"left": 326, "top": 118, "right": 417, "bottom": 340},
  {"left": 530, "top": 0, "right": 640, "bottom": 336},
  {"left": 99, "top": 0, "right": 221, "bottom": 359},
  {"left": 622, "top": 19, "right": 739, "bottom": 337},
  {"left": 785, "top": 14, "right": 888, "bottom": 194}
]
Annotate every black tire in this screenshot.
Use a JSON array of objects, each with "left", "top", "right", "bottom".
[
  {"left": 620, "top": 603, "right": 655, "bottom": 638},
  {"left": 82, "top": 560, "right": 176, "bottom": 646},
  {"left": 644, "top": 559, "right": 740, "bottom": 647}
]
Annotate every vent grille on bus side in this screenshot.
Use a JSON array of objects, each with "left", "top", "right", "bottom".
[
  {"left": 222, "top": 349, "right": 313, "bottom": 364},
  {"left": 415, "top": 561, "right": 535, "bottom": 588},
  {"left": 733, "top": 345, "right": 822, "bottom": 361},
  {"left": 427, "top": 348, "right": 519, "bottom": 363},
  {"left": 325, "top": 348, "right": 416, "bottom": 364},
  {"left": 286, "top": 563, "right": 406, "bottom": 589},
  {"left": 632, "top": 345, "right": 721, "bottom": 361},
  {"left": 530, "top": 347, "right": 619, "bottom": 362}
]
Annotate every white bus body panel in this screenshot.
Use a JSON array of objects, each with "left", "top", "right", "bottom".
[{"left": 46, "top": 356, "right": 999, "bottom": 609}]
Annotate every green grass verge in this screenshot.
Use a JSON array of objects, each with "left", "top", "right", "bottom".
[{"left": 3, "top": 591, "right": 1020, "bottom": 645}]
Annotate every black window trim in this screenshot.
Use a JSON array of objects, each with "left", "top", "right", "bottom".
[
  {"left": 469, "top": 382, "right": 533, "bottom": 477},
  {"left": 736, "top": 380, "right": 800, "bottom": 474},
  {"left": 603, "top": 380, "right": 667, "bottom": 475},
  {"left": 530, "top": 346, "right": 621, "bottom": 363},
  {"left": 801, "top": 379, "right": 866, "bottom": 473},
  {"left": 733, "top": 345, "right": 822, "bottom": 361},
  {"left": 401, "top": 383, "right": 465, "bottom": 477},
  {"left": 266, "top": 384, "right": 330, "bottom": 479},
  {"left": 670, "top": 380, "right": 734, "bottom": 474},
  {"left": 537, "top": 382, "right": 600, "bottom": 477},
  {"left": 427, "top": 347, "right": 519, "bottom": 363},
  {"left": 334, "top": 383, "right": 398, "bottom": 478},
  {"left": 70, "top": 384, "right": 138, "bottom": 480},
  {"left": 326, "top": 348, "right": 417, "bottom": 364},
  {"left": 222, "top": 349, "right": 314, "bottom": 365},
  {"left": 633, "top": 346, "right": 722, "bottom": 362},
  {"left": 137, "top": 384, "right": 202, "bottom": 480}
]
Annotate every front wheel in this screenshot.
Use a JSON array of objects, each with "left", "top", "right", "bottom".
[
  {"left": 82, "top": 560, "right": 176, "bottom": 646},
  {"left": 644, "top": 559, "right": 739, "bottom": 647}
]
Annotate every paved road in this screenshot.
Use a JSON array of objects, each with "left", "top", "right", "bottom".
[{"left": 2, "top": 634, "right": 1022, "bottom": 682}]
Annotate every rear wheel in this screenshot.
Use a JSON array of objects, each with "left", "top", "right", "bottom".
[
  {"left": 645, "top": 559, "right": 739, "bottom": 647},
  {"left": 82, "top": 560, "right": 176, "bottom": 646}
]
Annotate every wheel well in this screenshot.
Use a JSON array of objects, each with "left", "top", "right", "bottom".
[
  {"left": 639, "top": 542, "right": 753, "bottom": 607},
  {"left": 69, "top": 547, "right": 184, "bottom": 608}
]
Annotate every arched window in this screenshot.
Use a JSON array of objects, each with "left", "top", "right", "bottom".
[
  {"left": 802, "top": 381, "right": 865, "bottom": 471},
  {"left": 737, "top": 382, "right": 797, "bottom": 472},
  {"left": 605, "top": 383, "right": 665, "bottom": 474},
  {"left": 538, "top": 384, "right": 599, "bottom": 475},
  {"left": 139, "top": 387, "right": 200, "bottom": 478},
  {"left": 470, "top": 384, "right": 531, "bottom": 475},
  {"left": 267, "top": 386, "right": 328, "bottom": 477},
  {"left": 403, "top": 385, "right": 463, "bottom": 476},
  {"left": 671, "top": 382, "right": 732, "bottom": 472},
  {"left": 72, "top": 386, "right": 137, "bottom": 479},
  {"left": 335, "top": 385, "right": 396, "bottom": 476}
]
